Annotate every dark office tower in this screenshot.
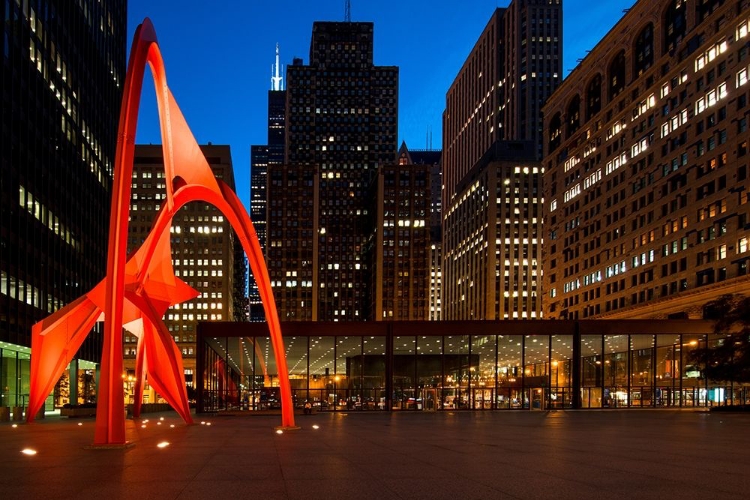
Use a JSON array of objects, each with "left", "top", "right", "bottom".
[
  {"left": 250, "top": 45, "right": 287, "bottom": 322},
  {"left": 501, "top": 0, "right": 562, "bottom": 159},
  {"left": 443, "top": 1, "right": 562, "bottom": 206},
  {"left": 543, "top": 0, "right": 750, "bottom": 320},
  {"left": 233, "top": 242, "right": 249, "bottom": 322},
  {"left": 250, "top": 145, "right": 268, "bottom": 256},
  {"left": 267, "top": 21, "right": 398, "bottom": 321},
  {"left": 124, "top": 145, "right": 239, "bottom": 399},
  {"left": 396, "top": 142, "right": 443, "bottom": 320},
  {"left": 1, "top": 1, "right": 126, "bottom": 406},
  {"left": 363, "top": 143, "right": 436, "bottom": 321},
  {"left": 248, "top": 142, "right": 267, "bottom": 323},
  {"left": 442, "top": 1, "right": 558, "bottom": 320}
]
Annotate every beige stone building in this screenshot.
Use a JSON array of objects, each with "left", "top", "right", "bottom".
[{"left": 543, "top": 0, "right": 750, "bottom": 319}]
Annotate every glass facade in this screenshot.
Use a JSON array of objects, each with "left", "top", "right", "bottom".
[
  {"left": 0, "top": 343, "right": 30, "bottom": 409},
  {"left": 0, "top": 341, "right": 97, "bottom": 417},
  {"left": 198, "top": 320, "right": 748, "bottom": 412}
]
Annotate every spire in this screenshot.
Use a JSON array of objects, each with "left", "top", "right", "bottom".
[
  {"left": 345, "top": 0, "right": 351, "bottom": 22},
  {"left": 271, "top": 43, "right": 283, "bottom": 91}
]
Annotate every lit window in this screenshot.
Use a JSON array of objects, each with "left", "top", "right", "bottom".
[
  {"left": 718, "top": 245, "right": 727, "bottom": 260},
  {"left": 739, "top": 237, "right": 749, "bottom": 254},
  {"left": 738, "top": 67, "right": 748, "bottom": 88},
  {"left": 737, "top": 18, "right": 750, "bottom": 40}
]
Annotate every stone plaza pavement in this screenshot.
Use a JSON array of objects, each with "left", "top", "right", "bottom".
[{"left": 1, "top": 409, "right": 748, "bottom": 499}]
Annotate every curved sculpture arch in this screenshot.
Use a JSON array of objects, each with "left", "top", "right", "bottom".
[{"left": 27, "top": 19, "right": 295, "bottom": 444}]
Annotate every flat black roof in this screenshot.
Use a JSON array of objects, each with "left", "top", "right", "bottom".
[{"left": 198, "top": 319, "right": 714, "bottom": 338}]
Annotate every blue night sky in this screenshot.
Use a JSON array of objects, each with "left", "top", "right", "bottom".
[{"left": 126, "top": 0, "right": 635, "bottom": 208}]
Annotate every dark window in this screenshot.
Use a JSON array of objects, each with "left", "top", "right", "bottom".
[
  {"left": 586, "top": 74, "right": 602, "bottom": 120},
  {"left": 566, "top": 95, "right": 581, "bottom": 137},
  {"left": 548, "top": 112, "right": 562, "bottom": 152},
  {"left": 634, "top": 24, "right": 654, "bottom": 76},
  {"left": 608, "top": 51, "right": 626, "bottom": 100},
  {"left": 664, "top": 0, "right": 687, "bottom": 53}
]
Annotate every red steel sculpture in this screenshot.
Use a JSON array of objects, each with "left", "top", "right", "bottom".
[{"left": 26, "top": 19, "right": 296, "bottom": 443}]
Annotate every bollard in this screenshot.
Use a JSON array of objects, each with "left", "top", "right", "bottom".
[{"left": 12, "top": 407, "right": 24, "bottom": 421}]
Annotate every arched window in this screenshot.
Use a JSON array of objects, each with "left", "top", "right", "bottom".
[
  {"left": 549, "top": 112, "right": 562, "bottom": 152},
  {"left": 664, "top": 0, "right": 686, "bottom": 53},
  {"left": 608, "top": 51, "right": 626, "bottom": 101},
  {"left": 634, "top": 23, "right": 654, "bottom": 77},
  {"left": 586, "top": 74, "right": 602, "bottom": 120},
  {"left": 566, "top": 95, "right": 581, "bottom": 137}
]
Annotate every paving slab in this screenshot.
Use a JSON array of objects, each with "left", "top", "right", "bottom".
[{"left": 1, "top": 410, "right": 748, "bottom": 499}]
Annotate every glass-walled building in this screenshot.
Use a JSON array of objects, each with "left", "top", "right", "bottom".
[
  {"left": 197, "top": 319, "right": 745, "bottom": 412},
  {"left": 2, "top": 0, "right": 126, "bottom": 416}
]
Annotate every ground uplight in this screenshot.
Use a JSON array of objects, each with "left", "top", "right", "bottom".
[
  {"left": 312, "top": 425, "right": 319, "bottom": 430},
  {"left": 275, "top": 429, "right": 283, "bottom": 435},
  {"left": 157, "top": 441, "right": 170, "bottom": 448},
  {"left": 21, "top": 448, "right": 37, "bottom": 456}
]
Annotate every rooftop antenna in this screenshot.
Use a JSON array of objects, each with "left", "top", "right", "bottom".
[
  {"left": 345, "top": 0, "right": 351, "bottom": 22},
  {"left": 271, "top": 43, "right": 283, "bottom": 91}
]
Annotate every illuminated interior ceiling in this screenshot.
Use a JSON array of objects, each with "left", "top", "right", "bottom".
[
  {"left": 207, "top": 333, "right": 572, "bottom": 379},
  {"left": 207, "top": 331, "right": 697, "bottom": 381}
]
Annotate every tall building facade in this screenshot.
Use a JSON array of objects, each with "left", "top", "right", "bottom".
[
  {"left": 443, "top": 142, "right": 543, "bottom": 319},
  {"left": 396, "top": 143, "right": 444, "bottom": 321},
  {"left": 267, "top": 21, "right": 398, "bottom": 321},
  {"left": 443, "top": 0, "right": 562, "bottom": 206},
  {"left": 1, "top": 1, "right": 126, "bottom": 407},
  {"left": 124, "top": 145, "right": 241, "bottom": 399},
  {"left": 428, "top": 149, "right": 444, "bottom": 321},
  {"left": 442, "top": 1, "right": 560, "bottom": 320},
  {"left": 250, "top": 45, "right": 286, "bottom": 322},
  {"left": 365, "top": 143, "right": 438, "bottom": 321},
  {"left": 543, "top": 0, "right": 750, "bottom": 319}
]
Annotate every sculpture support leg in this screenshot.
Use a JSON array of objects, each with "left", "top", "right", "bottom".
[{"left": 133, "top": 335, "right": 146, "bottom": 418}]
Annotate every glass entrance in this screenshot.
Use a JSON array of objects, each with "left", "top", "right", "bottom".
[{"left": 423, "top": 388, "right": 438, "bottom": 411}]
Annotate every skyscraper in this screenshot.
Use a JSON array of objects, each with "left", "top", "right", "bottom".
[
  {"left": 396, "top": 143, "right": 443, "bottom": 321},
  {"left": 442, "top": 1, "right": 561, "bottom": 320},
  {"left": 1, "top": 1, "right": 126, "bottom": 407},
  {"left": 543, "top": 0, "right": 750, "bottom": 319},
  {"left": 364, "top": 143, "right": 437, "bottom": 321},
  {"left": 443, "top": 1, "right": 562, "bottom": 205},
  {"left": 250, "top": 44, "right": 286, "bottom": 322},
  {"left": 267, "top": 21, "right": 398, "bottom": 321}
]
